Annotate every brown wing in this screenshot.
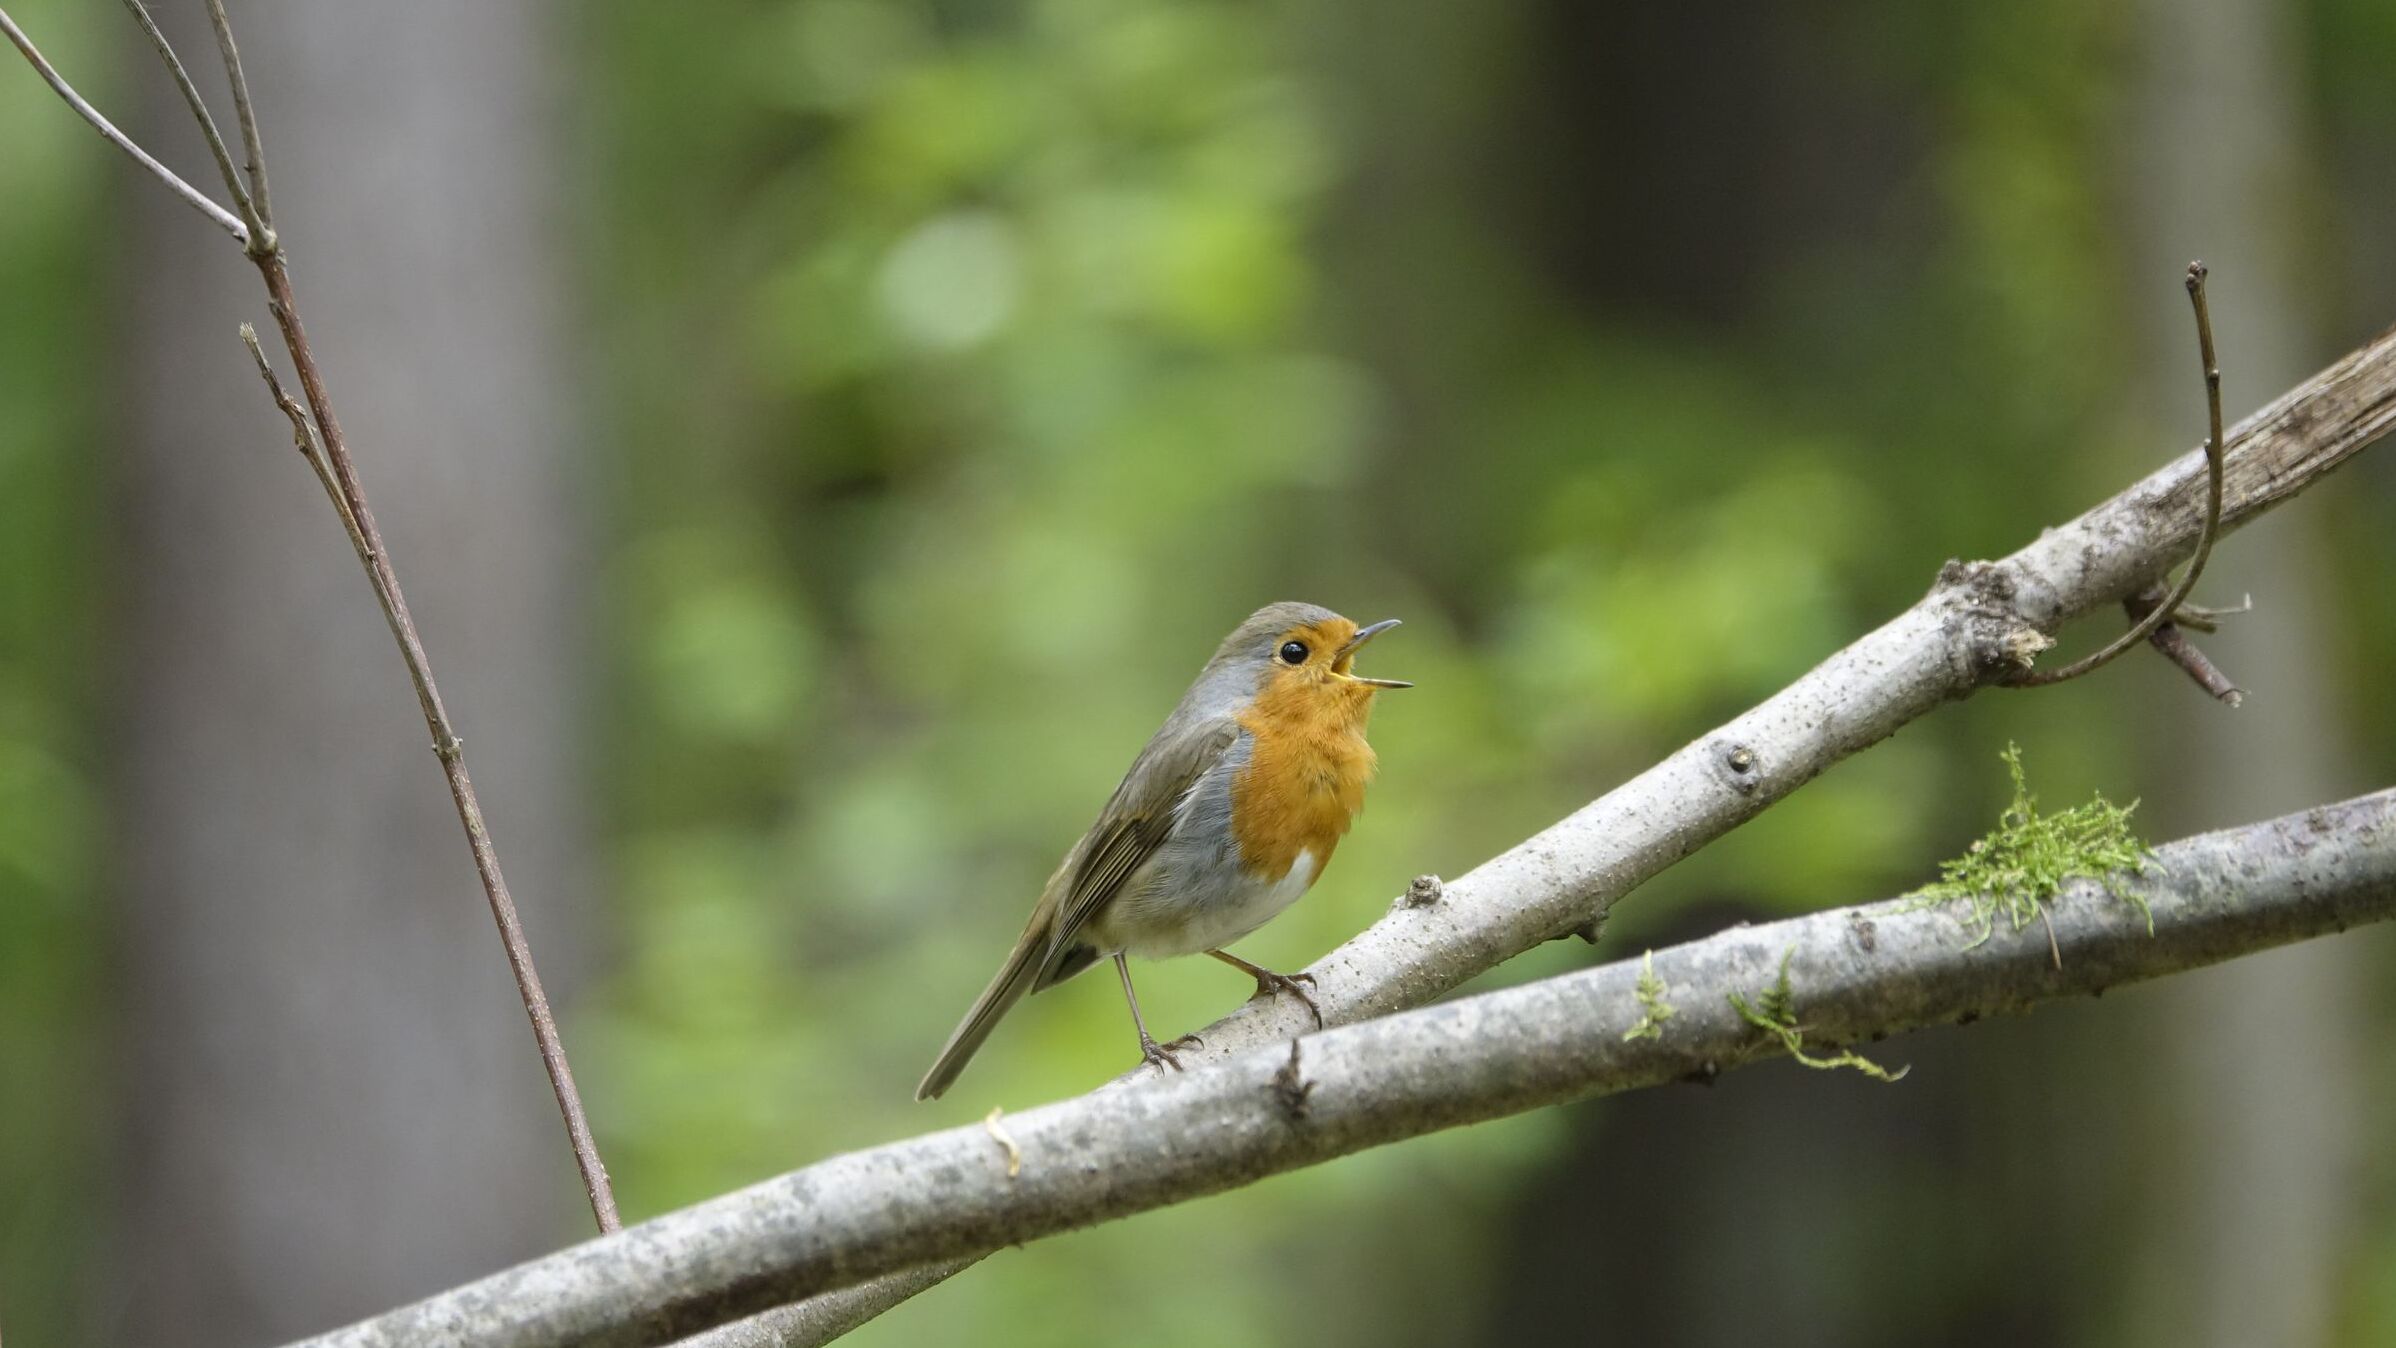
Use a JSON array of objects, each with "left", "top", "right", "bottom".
[
  {"left": 916, "top": 715, "right": 1239, "bottom": 1099},
  {"left": 1040, "top": 716, "right": 1240, "bottom": 971}
]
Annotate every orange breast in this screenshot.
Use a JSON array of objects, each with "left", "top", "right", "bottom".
[{"left": 1229, "top": 679, "right": 1379, "bottom": 880}]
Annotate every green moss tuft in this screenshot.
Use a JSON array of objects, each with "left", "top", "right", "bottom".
[
  {"left": 1622, "top": 950, "right": 1676, "bottom": 1041},
  {"left": 1727, "top": 951, "right": 1908, "bottom": 1082},
  {"left": 1903, "top": 743, "right": 2157, "bottom": 944}
]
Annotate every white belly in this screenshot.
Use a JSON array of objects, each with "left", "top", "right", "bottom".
[{"left": 1102, "top": 848, "right": 1319, "bottom": 959}]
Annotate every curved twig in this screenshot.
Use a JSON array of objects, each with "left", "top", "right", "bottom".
[{"left": 2010, "top": 261, "right": 2228, "bottom": 686}]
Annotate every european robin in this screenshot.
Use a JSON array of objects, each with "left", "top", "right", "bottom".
[{"left": 917, "top": 602, "right": 1409, "bottom": 1100}]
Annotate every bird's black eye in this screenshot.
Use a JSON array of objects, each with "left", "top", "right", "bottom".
[{"left": 1278, "top": 640, "right": 1309, "bottom": 665}]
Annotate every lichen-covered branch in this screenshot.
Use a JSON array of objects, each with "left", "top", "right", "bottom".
[
  {"left": 290, "top": 789, "right": 2396, "bottom": 1348},
  {"left": 689, "top": 318, "right": 2396, "bottom": 1347}
]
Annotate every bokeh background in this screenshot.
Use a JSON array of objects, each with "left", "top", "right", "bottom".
[{"left": 3, "top": 0, "right": 2394, "bottom": 1343}]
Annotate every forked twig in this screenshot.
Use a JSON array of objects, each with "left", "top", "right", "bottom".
[
  {"left": 1, "top": 2, "right": 618, "bottom": 1231},
  {"left": 2011, "top": 261, "right": 2229, "bottom": 688},
  {"left": 0, "top": 7, "right": 247, "bottom": 243}
]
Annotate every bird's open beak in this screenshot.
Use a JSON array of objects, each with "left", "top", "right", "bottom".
[{"left": 1334, "top": 618, "right": 1411, "bottom": 688}]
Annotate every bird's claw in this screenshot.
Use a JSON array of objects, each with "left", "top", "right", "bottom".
[
  {"left": 1138, "top": 1033, "right": 1189, "bottom": 1076},
  {"left": 1252, "top": 970, "right": 1324, "bottom": 1029}
]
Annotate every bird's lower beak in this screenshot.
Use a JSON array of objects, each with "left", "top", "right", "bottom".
[{"left": 1334, "top": 618, "right": 1412, "bottom": 688}]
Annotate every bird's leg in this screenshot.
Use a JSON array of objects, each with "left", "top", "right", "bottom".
[
  {"left": 1114, "top": 953, "right": 1188, "bottom": 1075},
  {"left": 1208, "top": 949, "right": 1323, "bottom": 1029}
]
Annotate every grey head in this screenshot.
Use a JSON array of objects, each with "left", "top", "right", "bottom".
[
  {"left": 1207, "top": 601, "right": 1346, "bottom": 667},
  {"left": 1168, "top": 601, "right": 1405, "bottom": 724}
]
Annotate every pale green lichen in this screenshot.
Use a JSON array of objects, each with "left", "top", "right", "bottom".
[
  {"left": 1727, "top": 950, "right": 1908, "bottom": 1082},
  {"left": 1902, "top": 743, "right": 2157, "bottom": 944},
  {"left": 1622, "top": 950, "right": 1675, "bottom": 1041}
]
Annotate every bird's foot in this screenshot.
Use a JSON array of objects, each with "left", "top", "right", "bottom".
[
  {"left": 1137, "top": 1032, "right": 1190, "bottom": 1076},
  {"left": 1250, "top": 969, "right": 1323, "bottom": 1029}
]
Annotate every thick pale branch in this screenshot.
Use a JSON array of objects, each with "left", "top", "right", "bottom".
[
  {"left": 690, "top": 318, "right": 2396, "bottom": 1346},
  {"left": 1198, "top": 321, "right": 2395, "bottom": 1057},
  {"left": 292, "top": 788, "right": 2396, "bottom": 1348}
]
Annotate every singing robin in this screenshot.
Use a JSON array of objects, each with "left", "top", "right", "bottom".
[{"left": 916, "top": 602, "right": 1409, "bottom": 1101}]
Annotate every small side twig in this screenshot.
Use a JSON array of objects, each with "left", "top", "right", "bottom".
[
  {"left": 0, "top": 6, "right": 248, "bottom": 244},
  {"left": 240, "top": 324, "right": 361, "bottom": 547},
  {"left": 1269, "top": 1040, "right": 1315, "bottom": 1120},
  {"left": 2011, "top": 261, "right": 2228, "bottom": 688},
  {"left": 2124, "top": 583, "right": 2244, "bottom": 705},
  {"left": 2162, "top": 594, "right": 2251, "bottom": 636}
]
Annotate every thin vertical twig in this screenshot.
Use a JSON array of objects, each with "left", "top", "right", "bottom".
[
  {"left": 0, "top": 6, "right": 248, "bottom": 244},
  {"left": 202, "top": 0, "right": 271, "bottom": 234},
  {"left": 2010, "top": 261, "right": 2229, "bottom": 687},
  {"left": 1, "top": 2, "right": 619, "bottom": 1232},
  {"left": 117, "top": 0, "right": 259, "bottom": 239},
  {"left": 254, "top": 261, "right": 620, "bottom": 1231}
]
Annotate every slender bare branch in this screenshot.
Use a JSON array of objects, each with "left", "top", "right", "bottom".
[
  {"left": 0, "top": 5, "right": 248, "bottom": 244},
  {"left": 117, "top": 0, "right": 258, "bottom": 238},
  {"left": 253, "top": 259, "right": 621, "bottom": 1233},
  {"left": 202, "top": 0, "right": 270, "bottom": 232},
  {"left": 289, "top": 788, "right": 2396, "bottom": 1348},
  {"left": 3, "top": 0, "right": 620, "bottom": 1231},
  {"left": 700, "top": 312, "right": 2396, "bottom": 1347},
  {"left": 2012, "top": 261, "right": 2229, "bottom": 686},
  {"left": 207, "top": 11, "right": 618, "bottom": 1235}
]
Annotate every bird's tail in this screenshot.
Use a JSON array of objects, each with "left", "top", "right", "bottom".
[{"left": 917, "top": 927, "right": 1050, "bottom": 1101}]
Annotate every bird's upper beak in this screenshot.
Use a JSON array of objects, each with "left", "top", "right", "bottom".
[{"left": 1334, "top": 618, "right": 1411, "bottom": 688}]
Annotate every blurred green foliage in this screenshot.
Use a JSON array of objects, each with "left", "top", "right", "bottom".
[{"left": 0, "top": 0, "right": 112, "bottom": 1340}]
